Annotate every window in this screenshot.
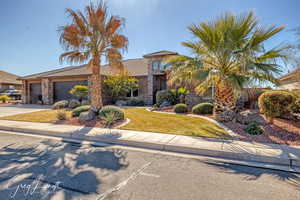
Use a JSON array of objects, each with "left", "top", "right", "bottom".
[
  {"left": 152, "top": 61, "right": 160, "bottom": 71},
  {"left": 127, "top": 88, "right": 139, "bottom": 97}
]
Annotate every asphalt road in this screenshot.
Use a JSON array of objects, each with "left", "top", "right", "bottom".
[{"left": 0, "top": 133, "right": 299, "bottom": 200}]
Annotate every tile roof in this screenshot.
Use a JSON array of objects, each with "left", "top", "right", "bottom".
[
  {"left": 20, "top": 58, "right": 148, "bottom": 80},
  {"left": 0, "top": 71, "right": 22, "bottom": 85},
  {"left": 143, "top": 50, "right": 178, "bottom": 58}
]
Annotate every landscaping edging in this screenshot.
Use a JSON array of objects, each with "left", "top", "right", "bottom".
[{"left": 0, "top": 119, "right": 299, "bottom": 172}]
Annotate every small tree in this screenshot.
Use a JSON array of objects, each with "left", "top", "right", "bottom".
[
  {"left": 104, "top": 72, "right": 138, "bottom": 103},
  {"left": 69, "top": 85, "right": 88, "bottom": 103}
]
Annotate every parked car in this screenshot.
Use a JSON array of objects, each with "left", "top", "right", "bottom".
[{"left": 0, "top": 90, "right": 21, "bottom": 100}]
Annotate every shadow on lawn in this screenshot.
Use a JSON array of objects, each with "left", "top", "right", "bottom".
[
  {"left": 0, "top": 140, "right": 128, "bottom": 199},
  {"left": 203, "top": 160, "right": 300, "bottom": 190}
]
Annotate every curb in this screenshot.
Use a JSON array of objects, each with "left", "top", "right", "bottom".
[
  {"left": 0, "top": 123, "right": 299, "bottom": 170},
  {"left": 0, "top": 128, "right": 300, "bottom": 174}
]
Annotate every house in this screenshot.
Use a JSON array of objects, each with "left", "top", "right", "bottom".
[
  {"left": 19, "top": 51, "right": 178, "bottom": 105},
  {"left": 278, "top": 68, "right": 300, "bottom": 91},
  {"left": 0, "top": 71, "right": 22, "bottom": 92}
]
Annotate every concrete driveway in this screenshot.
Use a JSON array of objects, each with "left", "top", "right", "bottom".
[{"left": 0, "top": 104, "right": 51, "bottom": 117}]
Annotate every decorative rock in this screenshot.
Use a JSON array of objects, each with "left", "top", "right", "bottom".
[
  {"left": 68, "top": 99, "right": 80, "bottom": 109},
  {"left": 79, "top": 111, "right": 96, "bottom": 122},
  {"left": 115, "top": 100, "right": 127, "bottom": 107},
  {"left": 236, "top": 110, "right": 267, "bottom": 125},
  {"left": 217, "top": 109, "right": 237, "bottom": 122},
  {"left": 159, "top": 101, "right": 171, "bottom": 108}
]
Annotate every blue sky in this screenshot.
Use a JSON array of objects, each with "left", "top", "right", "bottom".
[{"left": 0, "top": 0, "right": 299, "bottom": 76}]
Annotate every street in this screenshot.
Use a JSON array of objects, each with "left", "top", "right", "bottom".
[{"left": 0, "top": 133, "right": 299, "bottom": 200}]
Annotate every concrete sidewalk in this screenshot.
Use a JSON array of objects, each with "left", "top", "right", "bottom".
[{"left": 0, "top": 119, "right": 299, "bottom": 170}]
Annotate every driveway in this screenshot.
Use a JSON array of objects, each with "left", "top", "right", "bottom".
[{"left": 0, "top": 104, "right": 51, "bottom": 117}]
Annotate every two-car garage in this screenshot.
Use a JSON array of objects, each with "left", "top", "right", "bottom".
[{"left": 29, "top": 79, "right": 88, "bottom": 104}]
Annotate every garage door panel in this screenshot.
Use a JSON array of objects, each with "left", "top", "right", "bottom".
[
  {"left": 30, "top": 83, "right": 42, "bottom": 104},
  {"left": 53, "top": 81, "right": 88, "bottom": 102}
]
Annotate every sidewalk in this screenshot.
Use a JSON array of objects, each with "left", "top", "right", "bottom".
[{"left": 0, "top": 119, "right": 299, "bottom": 170}]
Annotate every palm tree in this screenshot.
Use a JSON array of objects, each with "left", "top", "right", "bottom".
[
  {"left": 59, "top": 1, "right": 128, "bottom": 112},
  {"left": 166, "top": 11, "right": 290, "bottom": 121}
]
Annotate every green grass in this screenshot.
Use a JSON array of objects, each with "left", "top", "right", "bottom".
[
  {"left": 0, "top": 107, "right": 229, "bottom": 139},
  {"left": 121, "top": 108, "right": 229, "bottom": 138},
  {"left": 0, "top": 110, "right": 72, "bottom": 123}
]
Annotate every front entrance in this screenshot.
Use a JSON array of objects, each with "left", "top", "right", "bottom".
[
  {"left": 153, "top": 75, "right": 167, "bottom": 104},
  {"left": 53, "top": 80, "right": 88, "bottom": 102},
  {"left": 29, "top": 83, "right": 42, "bottom": 104}
]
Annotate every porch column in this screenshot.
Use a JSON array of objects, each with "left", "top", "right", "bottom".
[
  {"left": 146, "top": 58, "right": 154, "bottom": 105},
  {"left": 41, "top": 78, "right": 53, "bottom": 105},
  {"left": 21, "top": 80, "right": 29, "bottom": 104}
]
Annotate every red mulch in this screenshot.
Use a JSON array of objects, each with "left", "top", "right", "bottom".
[
  {"left": 155, "top": 107, "right": 300, "bottom": 146},
  {"left": 209, "top": 114, "right": 300, "bottom": 146},
  {"left": 54, "top": 117, "right": 125, "bottom": 129}
]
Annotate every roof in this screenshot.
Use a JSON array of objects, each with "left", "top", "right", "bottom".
[
  {"left": 20, "top": 58, "right": 149, "bottom": 80},
  {"left": 143, "top": 50, "right": 178, "bottom": 58},
  {"left": 279, "top": 68, "right": 300, "bottom": 81},
  {"left": 0, "top": 71, "right": 22, "bottom": 85}
]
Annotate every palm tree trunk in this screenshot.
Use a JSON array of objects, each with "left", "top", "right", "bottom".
[
  {"left": 90, "top": 57, "right": 103, "bottom": 112},
  {"left": 213, "top": 81, "right": 236, "bottom": 121}
]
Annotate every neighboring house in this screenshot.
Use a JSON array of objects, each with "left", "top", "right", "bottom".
[
  {"left": 278, "top": 68, "right": 300, "bottom": 91},
  {"left": 19, "top": 51, "right": 178, "bottom": 105},
  {"left": 0, "top": 71, "right": 22, "bottom": 92}
]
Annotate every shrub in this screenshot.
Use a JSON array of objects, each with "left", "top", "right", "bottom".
[
  {"left": 68, "top": 99, "right": 81, "bottom": 109},
  {"left": 258, "top": 91, "right": 296, "bottom": 122},
  {"left": 69, "top": 85, "right": 88, "bottom": 102},
  {"left": 52, "top": 100, "right": 69, "bottom": 110},
  {"left": 292, "top": 99, "right": 300, "bottom": 113},
  {"left": 0, "top": 95, "right": 10, "bottom": 103},
  {"left": 244, "top": 123, "right": 264, "bottom": 135},
  {"left": 81, "top": 99, "right": 91, "bottom": 106},
  {"left": 56, "top": 110, "right": 67, "bottom": 121},
  {"left": 99, "top": 106, "right": 125, "bottom": 121},
  {"left": 156, "top": 90, "right": 171, "bottom": 105},
  {"left": 100, "top": 112, "right": 119, "bottom": 128},
  {"left": 72, "top": 105, "right": 91, "bottom": 117},
  {"left": 174, "top": 104, "right": 188, "bottom": 113},
  {"left": 126, "top": 97, "right": 145, "bottom": 106},
  {"left": 192, "top": 103, "right": 214, "bottom": 115},
  {"left": 156, "top": 88, "right": 189, "bottom": 106}
]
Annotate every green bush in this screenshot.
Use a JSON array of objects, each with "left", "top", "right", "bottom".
[
  {"left": 98, "top": 106, "right": 124, "bottom": 121},
  {"left": 56, "top": 110, "right": 67, "bottom": 121},
  {"left": 69, "top": 85, "right": 88, "bottom": 102},
  {"left": 192, "top": 103, "right": 214, "bottom": 115},
  {"left": 100, "top": 112, "right": 119, "bottom": 128},
  {"left": 0, "top": 95, "right": 10, "bottom": 103},
  {"left": 72, "top": 105, "right": 91, "bottom": 117},
  {"left": 68, "top": 99, "right": 81, "bottom": 109},
  {"left": 244, "top": 123, "right": 264, "bottom": 135},
  {"left": 258, "top": 91, "right": 296, "bottom": 120},
  {"left": 174, "top": 104, "right": 188, "bottom": 113},
  {"left": 52, "top": 100, "right": 69, "bottom": 110},
  {"left": 81, "top": 99, "right": 91, "bottom": 106},
  {"left": 156, "top": 90, "right": 171, "bottom": 105},
  {"left": 126, "top": 97, "right": 145, "bottom": 106},
  {"left": 292, "top": 99, "right": 300, "bottom": 113}
]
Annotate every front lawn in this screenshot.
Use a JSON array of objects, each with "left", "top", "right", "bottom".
[
  {"left": 0, "top": 110, "right": 72, "bottom": 123},
  {"left": 0, "top": 107, "right": 229, "bottom": 139},
  {"left": 121, "top": 108, "right": 229, "bottom": 138}
]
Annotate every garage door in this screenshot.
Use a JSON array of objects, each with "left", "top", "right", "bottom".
[
  {"left": 30, "top": 83, "right": 42, "bottom": 104},
  {"left": 53, "top": 81, "right": 88, "bottom": 102}
]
